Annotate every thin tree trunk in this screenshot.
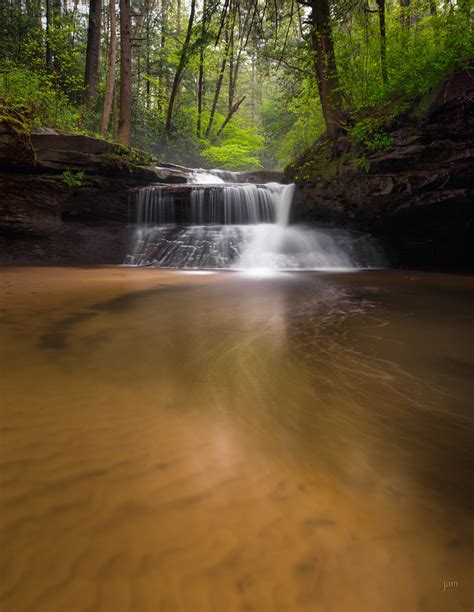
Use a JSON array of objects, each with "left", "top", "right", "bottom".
[
  {"left": 159, "top": 0, "right": 167, "bottom": 98},
  {"left": 35, "top": 0, "right": 43, "bottom": 27},
  {"left": 49, "top": 0, "right": 61, "bottom": 72},
  {"left": 137, "top": 43, "right": 142, "bottom": 103},
  {"left": 71, "top": 0, "right": 80, "bottom": 44},
  {"left": 205, "top": 28, "right": 231, "bottom": 138},
  {"left": 376, "top": 0, "right": 388, "bottom": 84},
  {"left": 400, "top": 0, "right": 411, "bottom": 27},
  {"left": 165, "top": 0, "right": 196, "bottom": 133},
  {"left": 197, "top": 40, "right": 205, "bottom": 136},
  {"left": 197, "top": 0, "right": 219, "bottom": 137},
  {"left": 100, "top": 0, "right": 116, "bottom": 136},
  {"left": 118, "top": 0, "right": 132, "bottom": 144},
  {"left": 307, "top": 0, "right": 344, "bottom": 139},
  {"left": 52, "top": 0, "right": 61, "bottom": 19},
  {"left": 215, "top": 95, "right": 245, "bottom": 138},
  {"left": 52, "top": 0, "right": 62, "bottom": 72},
  {"left": 112, "top": 84, "right": 119, "bottom": 140},
  {"left": 146, "top": 11, "right": 151, "bottom": 110},
  {"left": 251, "top": 50, "right": 256, "bottom": 122},
  {"left": 133, "top": 0, "right": 156, "bottom": 39},
  {"left": 229, "top": 22, "right": 247, "bottom": 111},
  {"left": 228, "top": 29, "right": 235, "bottom": 112},
  {"left": 84, "top": 0, "right": 103, "bottom": 106},
  {"left": 45, "top": 0, "right": 51, "bottom": 68}
]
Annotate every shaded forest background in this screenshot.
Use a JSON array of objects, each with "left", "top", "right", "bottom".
[{"left": 1, "top": 0, "right": 472, "bottom": 170}]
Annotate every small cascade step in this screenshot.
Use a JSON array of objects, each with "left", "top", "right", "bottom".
[{"left": 133, "top": 182, "right": 294, "bottom": 225}]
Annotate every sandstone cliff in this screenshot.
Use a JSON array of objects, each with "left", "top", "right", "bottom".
[{"left": 286, "top": 68, "right": 474, "bottom": 269}]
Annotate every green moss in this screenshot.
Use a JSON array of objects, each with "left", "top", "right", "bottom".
[
  {"left": 288, "top": 136, "right": 358, "bottom": 184},
  {"left": 0, "top": 100, "right": 36, "bottom": 159},
  {"left": 100, "top": 144, "right": 152, "bottom": 172},
  {"left": 99, "top": 144, "right": 151, "bottom": 169},
  {"left": 0, "top": 114, "right": 28, "bottom": 132},
  {"left": 0, "top": 100, "right": 33, "bottom": 135}
]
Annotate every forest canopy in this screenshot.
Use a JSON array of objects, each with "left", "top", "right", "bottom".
[{"left": 1, "top": 0, "right": 472, "bottom": 169}]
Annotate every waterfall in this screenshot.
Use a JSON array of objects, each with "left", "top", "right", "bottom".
[
  {"left": 189, "top": 168, "right": 240, "bottom": 184},
  {"left": 135, "top": 183, "right": 291, "bottom": 225},
  {"left": 125, "top": 171, "right": 385, "bottom": 270},
  {"left": 136, "top": 186, "right": 175, "bottom": 225}
]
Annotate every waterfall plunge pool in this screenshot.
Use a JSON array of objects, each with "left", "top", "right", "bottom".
[
  {"left": 1, "top": 266, "right": 473, "bottom": 612},
  {"left": 1, "top": 168, "right": 471, "bottom": 612}
]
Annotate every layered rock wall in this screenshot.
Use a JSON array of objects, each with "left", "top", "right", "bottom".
[{"left": 287, "top": 69, "right": 474, "bottom": 269}]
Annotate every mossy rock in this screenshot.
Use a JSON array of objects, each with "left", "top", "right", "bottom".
[{"left": 0, "top": 98, "right": 34, "bottom": 135}]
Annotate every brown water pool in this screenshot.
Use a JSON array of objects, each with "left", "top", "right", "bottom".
[{"left": 1, "top": 267, "right": 473, "bottom": 612}]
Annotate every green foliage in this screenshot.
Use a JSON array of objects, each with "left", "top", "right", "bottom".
[
  {"left": 356, "top": 155, "right": 370, "bottom": 173},
  {"left": 335, "top": 0, "right": 474, "bottom": 117},
  {"left": 202, "top": 141, "right": 263, "bottom": 170},
  {"left": 201, "top": 116, "right": 264, "bottom": 170},
  {"left": 1, "top": 0, "right": 473, "bottom": 172},
  {"left": 261, "top": 75, "right": 325, "bottom": 169},
  {"left": 62, "top": 169, "right": 85, "bottom": 187},
  {"left": 348, "top": 118, "right": 392, "bottom": 151},
  {"left": 0, "top": 63, "right": 81, "bottom": 131}
]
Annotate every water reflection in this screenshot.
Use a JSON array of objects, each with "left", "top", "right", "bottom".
[{"left": 0, "top": 268, "right": 473, "bottom": 612}]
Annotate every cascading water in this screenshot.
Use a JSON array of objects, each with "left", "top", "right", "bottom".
[
  {"left": 189, "top": 168, "right": 240, "bottom": 184},
  {"left": 125, "top": 168, "right": 385, "bottom": 269}
]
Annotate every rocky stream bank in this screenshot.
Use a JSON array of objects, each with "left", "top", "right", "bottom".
[{"left": 287, "top": 68, "right": 474, "bottom": 270}]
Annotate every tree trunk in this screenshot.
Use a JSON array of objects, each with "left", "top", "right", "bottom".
[
  {"left": 228, "top": 29, "right": 235, "bottom": 112},
  {"left": 100, "top": 0, "right": 116, "bottom": 137},
  {"left": 197, "top": 0, "right": 219, "bottom": 137},
  {"left": 51, "top": 0, "right": 62, "bottom": 72},
  {"left": 205, "top": 28, "right": 231, "bottom": 138},
  {"left": 118, "top": 0, "right": 132, "bottom": 144},
  {"left": 215, "top": 95, "right": 245, "bottom": 138},
  {"left": 34, "top": 0, "right": 43, "bottom": 27},
  {"left": 376, "top": 0, "right": 388, "bottom": 84},
  {"left": 146, "top": 12, "right": 151, "bottom": 110},
  {"left": 400, "top": 0, "right": 411, "bottom": 27},
  {"left": 52, "top": 0, "right": 61, "bottom": 16},
  {"left": 251, "top": 50, "right": 256, "bottom": 123},
  {"left": 84, "top": 0, "right": 103, "bottom": 106},
  {"left": 308, "top": 0, "right": 344, "bottom": 139},
  {"left": 159, "top": 0, "right": 168, "bottom": 100},
  {"left": 197, "top": 44, "right": 205, "bottom": 137},
  {"left": 165, "top": 0, "right": 196, "bottom": 133},
  {"left": 112, "top": 85, "right": 119, "bottom": 140},
  {"left": 45, "top": 0, "right": 51, "bottom": 69}
]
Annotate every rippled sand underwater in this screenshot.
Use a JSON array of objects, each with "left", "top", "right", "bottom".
[{"left": 1, "top": 267, "right": 473, "bottom": 612}]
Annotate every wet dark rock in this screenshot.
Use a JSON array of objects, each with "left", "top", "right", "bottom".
[
  {"left": 0, "top": 119, "right": 35, "bottom": 169},
  {"left": 287, "top": 68, "right": 474, "bottom": 270},
  {"left": 153, "top": 167, "right": 188, "bottom": 183},
  {"left": 0, "top": 172, "right": 135, "bottom": 264},
  {"left": 0, "top": 125, "right": 160, "bottom": 179},
  {"left": 238, "top": 170, "right": 289, "bottom": 184},
  {"left": 0, "top": 127, "right": 188, "bottom": 263}
]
